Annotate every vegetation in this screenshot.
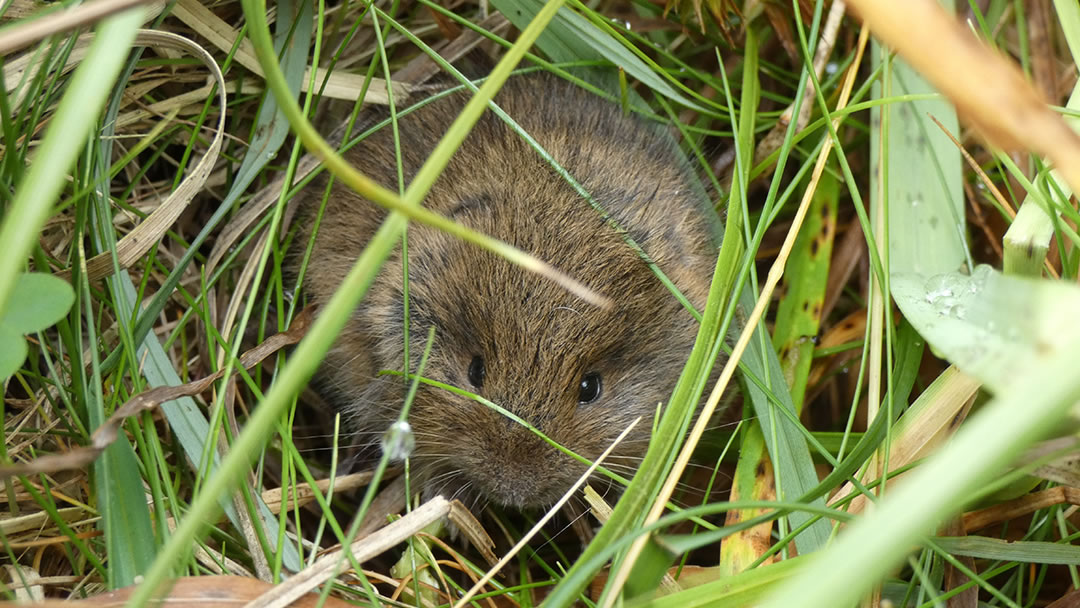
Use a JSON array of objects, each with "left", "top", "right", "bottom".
[{"left": 2, "top": 0, "right": 1080, "bottom": 606}]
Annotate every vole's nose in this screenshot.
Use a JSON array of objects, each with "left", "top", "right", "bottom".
[{"left": 473, "top": 426, "right": 567, "bottom": 508}]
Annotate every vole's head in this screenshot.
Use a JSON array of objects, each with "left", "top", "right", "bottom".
[
  {"left": 358, "top": 165, "right": 714, "bottom": 509},
  {"left": 303, "top": 74, "right": 719, "bottom": 509}
]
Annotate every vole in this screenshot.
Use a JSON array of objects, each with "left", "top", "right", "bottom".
[{"left": 294, "top": 72, "right": 719, "bottom": 510}]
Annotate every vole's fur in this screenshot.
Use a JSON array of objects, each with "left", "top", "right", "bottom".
[{"left": 295, "top": 73, "right": 719, "bottom": 509}]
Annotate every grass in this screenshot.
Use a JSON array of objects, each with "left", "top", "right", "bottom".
[{"left": 3, "top": 0, "right": 1080, "bottom": 606}]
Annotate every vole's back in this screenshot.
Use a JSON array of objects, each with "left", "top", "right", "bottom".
[{"left": 297, "top": 73, "right": 719, "bottom": 509}]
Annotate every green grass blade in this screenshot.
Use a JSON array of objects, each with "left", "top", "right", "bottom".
[
  {"left": 935, "top": 536, "right": 1080, "bottom": 565},
  {"left": 96, "top": 430, "right": 156, "bottom": 587},
  {"left": 634, "top": 555, "right": 807, "bottom": 608},
  {"left": 115, "top": 276, "right": 303, "bottom": 571},
  {"left": 737, "top": 297, "right": 832, "bottom": 553},
  {"left": 1003, "top": 83, "right": 1080, "bottom": 276},
  {"left": 720, "top": 171, "right": 838, "bottom": 572},
  {"left": 771, "top": 172, "right": 839, "bottom": 410},
  {"left": 733, "top": 21, "right": 832, "bottom": 555},
  {"left": 871, "top": 40, "right": 967, "bottom": 279}
]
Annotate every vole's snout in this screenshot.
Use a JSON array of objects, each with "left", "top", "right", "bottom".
[{"left": 468, "top": 424, "right": 575, "bottom": 509}]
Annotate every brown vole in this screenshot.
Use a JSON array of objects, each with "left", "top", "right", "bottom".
[{"left": 295, "top": 73, "right": 719, "bottom": 509}]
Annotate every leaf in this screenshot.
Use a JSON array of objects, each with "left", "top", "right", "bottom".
[
  {"left": 772, "top": 171, "right": 838, "bottom": 409},
  {"left": 0, "top": 272, "right": 75, "bottom": 380},
  {"left": 935, "top": 536, "right": 1080, "bottom": 565},
  {"left": 892, "top": 266, "right": 1080, "bottom": 394},
  {"left": 626, "top": 536, "right": 678, "bottom": 598},
  {"left": 871, "top": 41, "right": 966, "bottom": 278},
  {"left": 487, "top": 0, "right": 707, "bottom": 112},
  {"left": 633, "top": 556, "right": 806, "bottom": 607},
  {"left": 96, "top": 436, "right": 156, "bottom": 588},
  {"left": 0, "top": 272, "right": 75, "bottom": 333},
  {"left": 0, "top": 323, "right": 28, "bottom": 380}
]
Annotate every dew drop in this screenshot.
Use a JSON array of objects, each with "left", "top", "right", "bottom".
[{"left": 381, "top": 421, "right": 415, "bottom": 461}]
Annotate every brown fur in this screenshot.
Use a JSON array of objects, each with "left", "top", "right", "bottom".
[{"left": 294, "top": 73, "right": 719, "bottom": 509}]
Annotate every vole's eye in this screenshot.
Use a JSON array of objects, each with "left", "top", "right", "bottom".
[
  {"left": 468, "top": 355, "right": 485, "bottom": 389},
  {"left": 578, "top": 372, "right": 602, "bottom": 404}
]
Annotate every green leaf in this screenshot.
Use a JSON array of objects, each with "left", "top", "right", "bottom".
[
  {"left": 0, "top": 324, "right": 28, "bottom": 380},
  {"left": 626, "top": 536, "right": 678, "bottom": 598},
  {"left": 96, "top": 434, "right": 156, "bottom": 588},
  {"left": 771, "top": 171, "right": 838, "bottom": 410},
  {"left": 0, "top": 272, "right": 75, "bottom": 334},
  {"left": 487, "top": 0, "right": 707, "bottom": 112},
  {"left": 935, "top": 536, "right": 1080, "bottom": 565},
  {"left": 0, "top": 272, "right": 75, "bottom": 380},
  {"left": 892, "top": 266, "right": 1080, "bottom": 394},
  {"left": 633, "top": 556, "right": 806, "bottom": 607},
  {"left": 871, "top": 42, "right": 967, "bottom": 278}
]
